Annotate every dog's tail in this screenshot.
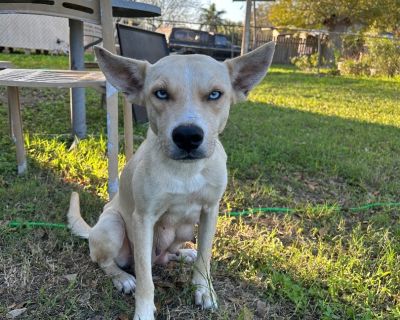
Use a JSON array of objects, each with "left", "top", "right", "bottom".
[{"left": 67, "top": 192, "right": 92, "bottom": 239}]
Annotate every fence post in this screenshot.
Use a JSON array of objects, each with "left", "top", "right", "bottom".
[
  {"left": 231, "top": 32, "right": 234, "bottom": 58},
  {"left": 241, "top": 0, "right": 252, "bottom": 55},
  {"left": 317, "top": 32, "right": 322, "bottom": 75},
  {"left": 252, "top": 0, "right": 257, "bottom": 50}
]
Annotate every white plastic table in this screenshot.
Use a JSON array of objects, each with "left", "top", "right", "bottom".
[{"left": 70, "top": 0, "right": 161, "bottom": 138}]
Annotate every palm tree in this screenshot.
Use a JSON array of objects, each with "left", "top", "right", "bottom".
[{"left": 199, "top": 3, "right": 226, "bottom": 33}]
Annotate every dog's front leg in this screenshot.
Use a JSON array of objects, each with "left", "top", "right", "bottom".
[
  {"left": 131, "top": 212, "right": 156, "bottom": 320},
  {"left": 192, "top": 203, "right": 219, "bottom": 310}
]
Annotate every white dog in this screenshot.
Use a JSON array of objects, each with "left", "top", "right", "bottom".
[{"left": 68, "top": 42, "right": 275, "bottom": 320}]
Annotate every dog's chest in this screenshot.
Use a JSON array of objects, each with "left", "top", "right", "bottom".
[
  {"left": 162, "top": 174, "right": 208, "bottom": 222},
  {"left": 165, "top": 173, "right": 207, "bottom": 195},
  {"left": 153, "top": 177, "right": 208, "bottom": 256}
]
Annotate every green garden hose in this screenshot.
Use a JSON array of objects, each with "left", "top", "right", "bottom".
[
  {"left": 228, "top": 202, "right": 400, "bottom": 217},
  {"left": 7, "top": 221, "right": 67, "bottom": 229},
  {"left": 4, "top": 202, "right": 400, "bottom": 229}
]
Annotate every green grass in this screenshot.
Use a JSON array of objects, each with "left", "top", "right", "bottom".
[
  {"left": 0, "top": 54, "right": 399, "bottom": 319},
  {"left": 0, "top": 52, "right": 94, "bottom": 69}
]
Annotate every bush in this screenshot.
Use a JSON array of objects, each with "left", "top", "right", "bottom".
[
  {"left": 338, "top": 59, "right": 371, "bottom": 76},
  {"left": 342, "top": 35, "right": 365, "bottom": 59},
  {"left": 339, "top": 38, "right": 400, "bottom": 77},
  {"left": 365, "top": 38, "right": 400, "bottom": 77},
  {"left": 291, "top": 53, "right": 321, "bottom": 70}
]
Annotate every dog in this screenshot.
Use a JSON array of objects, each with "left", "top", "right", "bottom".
[{"left": 67, "top": 41, "right": 275, "bottom": 320}]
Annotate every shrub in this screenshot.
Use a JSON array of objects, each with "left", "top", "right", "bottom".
[
  {"left": 338, "top": 59, "right": 371, "bottom": 76},
  {"left": 342, "top": 35, "right": 365, "bottom": 59},
  {"left": 339, "top": 38, "right": 400, "bottom": 77},
  {"left": 291, "top": 53, "right": 321, "bottom": 70},
  {"left": 365, "top": 38, "right": 400, "bottom": 77}
]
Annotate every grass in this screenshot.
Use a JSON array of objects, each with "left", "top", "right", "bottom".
[{"left": 0, "top": 54, "right": 399, "bottom": 319}]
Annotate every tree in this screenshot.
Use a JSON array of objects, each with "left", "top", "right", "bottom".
[
  {"left": 220, "top": 20, "right": 243, "bottom": 46},
  {"left": 139, "top": 0, "right": 201, "bottom": 28},
  {"left": 253, "top": 2, "right": 274, "bottom": 27},
  {"left": 266, "top": 0, "right": 399, "bottom": 62},
  {"left": 199, "top": 3, "right": 226, "bottom": 33},
  {"left": 267, "top": 0, "right": 382, "bottom": 32},
  {"left": 372, "top": 0, "right": 400, "bottom": 37},
  {"left": 267, "top": 0, "right": 400, "bottom": 35}
]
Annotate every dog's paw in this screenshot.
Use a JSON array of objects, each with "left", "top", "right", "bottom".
[
  {"left": 193, "top": 282, "right": 218, "bottom": 310},
  {"left": 133, "top": 313, "right": 154, "bottom": 320},
  {"left": 169, "top": 248, "right": 197, "bottom": 263},
  {"left": 179, "top": 248, "right": 197, "bottom": 263},
  {"left": 133, "top": 302, "right": 156, "bottom": 320},
  {"left": 112, "top": 272, "right": 136, "bottom": 294}
]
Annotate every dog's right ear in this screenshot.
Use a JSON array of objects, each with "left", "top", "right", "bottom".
[
  {"left": 225, "top": 42, "right": 275, "bottom": 103},
  {"left": 94, "top": 46, "right": 148, "bottom": 103}
]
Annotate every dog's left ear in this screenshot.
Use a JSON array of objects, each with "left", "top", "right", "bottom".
[
  {"left": 225, "top": 41, "right": 275, "bottom": 102},
  {"left": 94, "top": 46, "right": 148, "bottom": 103}
]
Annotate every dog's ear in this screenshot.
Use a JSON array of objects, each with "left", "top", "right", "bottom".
[
  {"left": 94, "top": 46, "right": 148, "bottom": 103},
  {"left": 225, "top": 41, "right": 275, "bottom": 102}
]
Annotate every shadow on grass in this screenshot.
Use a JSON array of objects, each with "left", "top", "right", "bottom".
[
  {"left": 222, "top": 101, "right": 400, "bottom": 208},
  {"left": 267, "top": 69, "right": 400, "bottom": 103},
  {"left": 219, "top": 99, "right": 400, "bottom": 318}
]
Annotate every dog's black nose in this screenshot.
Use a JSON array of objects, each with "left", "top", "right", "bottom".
[{"left": 172, "top": 125, "right": 204, "bottom": 152}]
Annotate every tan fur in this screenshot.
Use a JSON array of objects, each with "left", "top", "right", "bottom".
[{"left": 67, "top": 42, "right": 275, "bottom": 320}]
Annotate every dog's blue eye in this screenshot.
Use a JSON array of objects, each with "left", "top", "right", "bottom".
[
  {"left": 154, "top": 90, "right": 169, "bottom": 100},
  {"left": 208, "top": 91, "right": 222, "bottom": 100}
]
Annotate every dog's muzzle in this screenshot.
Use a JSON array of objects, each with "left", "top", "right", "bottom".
[{"left": 171, "top": 125, "right": 205, "bottom": 160}]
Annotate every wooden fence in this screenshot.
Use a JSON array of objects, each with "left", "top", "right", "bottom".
[{"left": 256, "top": 36, "right": 319, "bottom": 64}]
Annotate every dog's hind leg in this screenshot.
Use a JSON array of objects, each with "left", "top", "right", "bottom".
[
  {"left": 164, "top": 225, "right": 197, "bottom": 263},
  {"left": 167, "top": 248, "right": 197, "bottom": 263},
  {"left": 89, "top": 209, "right": 136, "bottom": 294}
]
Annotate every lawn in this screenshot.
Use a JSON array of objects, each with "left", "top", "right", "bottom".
[{"left": 1, "top": 53, "right": 399, "bottom": 319}]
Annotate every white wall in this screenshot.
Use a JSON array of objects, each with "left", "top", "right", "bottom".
[{"left": 0, "top": 14, "right": 102, "bottom": 53}]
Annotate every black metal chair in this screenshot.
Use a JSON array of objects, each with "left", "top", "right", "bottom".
[{"left": 117, "top": 24, "right": 169, "bottom": 124}]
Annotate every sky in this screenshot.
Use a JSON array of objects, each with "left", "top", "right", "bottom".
[{"left": 202, "top": 0, "right": 246, "bottom": 23}]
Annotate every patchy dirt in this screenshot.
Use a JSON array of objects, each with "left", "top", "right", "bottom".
[{"left": 0, "top": 228, "right": 302, "bottom": 320}]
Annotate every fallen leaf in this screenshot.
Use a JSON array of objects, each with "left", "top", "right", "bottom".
[
  {"left": 256, "top": 300, "right": 268, "bottom": 316},
  {"left": 63, "top": 273, "right": 78, "bottom": 282},
  {"left": 238, "top": 307, "right": 253, "bottom": 320},
  {"left": 318, "top": 226, "right": 329, "bottom": 238},
  {"left": 13, "top": 301, "right": 29, "bottom": 310},
  {"left": 227, "top": 296, "right": 242, "bottom": 304},
  {"left": 306, "top": 180, "right": 318, "bottom": 191},
  {"left": 115, "top": 314, "right": 129, "bottom": 320},
  {"left": 175, "top": 280, "right": 186, "bottom": 288},
  {"left": 7, "top": 308, "right": 27, "bottom": 319}
]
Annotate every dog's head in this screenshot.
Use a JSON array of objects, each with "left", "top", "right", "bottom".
[{"left": 95, "top": 42, "right": 275, "bottom": 161}]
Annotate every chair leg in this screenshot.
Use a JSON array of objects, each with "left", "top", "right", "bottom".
[
  {"left": 8, "top": 86, "right": 27, "bottom": 174},
  {"left": 106, "top": 82, "right": 119, "bottom": 199},
  {"left": 8, "top": 90, "right": 13, "bottom": 138},
  {"left": 101, "top": 93, "right": 106, "bottom": 109},
  {"left": 123, "top": 98, "right": 134, "bottom": 162}
]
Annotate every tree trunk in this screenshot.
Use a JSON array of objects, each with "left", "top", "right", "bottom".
[{"left": 322, "top": 16, "right": 350, "bottom": 66}]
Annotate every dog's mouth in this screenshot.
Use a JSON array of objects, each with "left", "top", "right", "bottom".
[
  {"left": 163, "top": 137, "right": 215, "bottom": 161},
  {"left": 170, "top": 150, "right": 207, "bottom": 161}
]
